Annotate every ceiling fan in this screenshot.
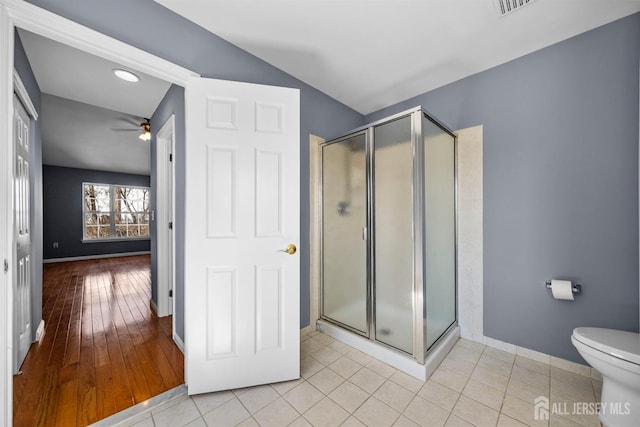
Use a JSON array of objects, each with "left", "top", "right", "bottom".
[{"left": 112, "top": 118, "right": 151, "bottom": 141}]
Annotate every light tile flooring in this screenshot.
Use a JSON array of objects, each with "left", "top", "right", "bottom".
[{"left": 122, "top": 330, "right": 603, "bottom": 427}]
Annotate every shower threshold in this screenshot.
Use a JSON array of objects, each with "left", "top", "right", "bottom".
[{"left": 316, "top": 320, "right": 460, "bottom": 381}]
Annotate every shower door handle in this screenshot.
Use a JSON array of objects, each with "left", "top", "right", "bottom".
[{"left": 362, "top": 227, "right": 367, "bottom": 241}]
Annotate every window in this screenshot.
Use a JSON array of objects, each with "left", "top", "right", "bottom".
[{"left": 83, "top": 183, "right": 150, "bottom": 240}]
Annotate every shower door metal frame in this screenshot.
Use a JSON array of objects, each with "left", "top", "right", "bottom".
[
  {"left": 318, "top": 130, "right": 372, "bottom": 339},
  {"left": 410, "top": 110, "right": 426, "bottom": 364}
]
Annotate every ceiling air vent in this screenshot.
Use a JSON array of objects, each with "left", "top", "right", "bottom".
[{"left": 494, "top": 0, "right": 536, "bottom": 16}]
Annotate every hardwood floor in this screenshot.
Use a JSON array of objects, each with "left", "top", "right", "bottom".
[{"left": 13, "top": 255, "right": 184, "bottom": 426}]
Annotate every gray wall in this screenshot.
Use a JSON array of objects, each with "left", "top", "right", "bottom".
[
  {"left": 43, "top": 165, "right": 151, "bottom": 259},
  {"left": 25, "top": 0, "right": 365, "bottom": 330},
  {"left": 366, "top": 13, "right": 640, "bottom": 363},
  {"left": 150, "top": 84, "right": 185, "bottom": 340},
  {"left": 14, "top": 31, "right": 43, "bottom": 341}
]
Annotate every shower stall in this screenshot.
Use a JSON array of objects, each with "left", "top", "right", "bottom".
[{"left": 318, "top": 107, "right": 457, "bottom": 377}]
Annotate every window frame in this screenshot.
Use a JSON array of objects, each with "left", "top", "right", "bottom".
[{"left": 82, "top": 182, "right": 151, "bottom": 243}]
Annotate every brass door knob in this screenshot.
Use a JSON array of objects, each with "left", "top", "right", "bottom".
[{"left": 281, "top": 244, "right": 297, "bottom": 255}]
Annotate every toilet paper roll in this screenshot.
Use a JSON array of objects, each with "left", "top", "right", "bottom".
[{"left": 550, "top": 279, "right": 574, "bottom": 300}]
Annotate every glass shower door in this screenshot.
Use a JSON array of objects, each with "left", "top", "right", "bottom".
[{"left": 321, "top": 133, "right": 368, "bottom": 334}]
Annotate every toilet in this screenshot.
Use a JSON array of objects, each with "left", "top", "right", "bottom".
[{"left": 571, "top": 327, "right": 640, "bottom": 427}]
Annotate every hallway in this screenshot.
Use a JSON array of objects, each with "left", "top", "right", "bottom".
[{"left": 13, "top": 255, "right": 184, "bottom": 426}]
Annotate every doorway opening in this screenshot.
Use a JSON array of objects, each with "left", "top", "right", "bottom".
[
  {"left": 3, "top": 2, "right": 196, "bottom": 423},
  {"left": 14, "top": 27, "right": 180, "bottom": 422}
]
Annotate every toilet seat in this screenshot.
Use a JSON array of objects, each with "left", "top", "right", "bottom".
[{"left": 573, "top": 327, "right": 640, "bottom": 366}]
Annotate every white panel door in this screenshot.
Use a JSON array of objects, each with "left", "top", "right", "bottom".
[
  {"left": 13, "top": 94, "right": 31, "bottom": 373},
  {"left": 185, "top": 78, "right": 300, "bottom": 394}
]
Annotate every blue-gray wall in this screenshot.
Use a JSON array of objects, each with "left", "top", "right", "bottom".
[
  {"left": 15, "top": 31, "right": 43, "bottom": 341},
  {"left": 25, "top": 0, "right": 364, "bottom": 333},
  {"left": 366, "top": 13, "right": 640, "bottom": 363},
  {"left": 150, "top": 84, "right": 185, "bottom": 340},
  {"left": 43, "top": 165, "right": 151, "bottom": 259}
]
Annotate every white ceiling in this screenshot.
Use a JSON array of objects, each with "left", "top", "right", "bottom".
[
  {"left": 18, "top": 29, "right": 172, "bottom": 175},
  {"left": 154, "top": 0, "right": 640, "bottom": 114}
]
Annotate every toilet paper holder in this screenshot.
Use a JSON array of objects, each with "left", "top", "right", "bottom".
[{"left": 545, "top": 280, "right": 581, "bottom": 294}]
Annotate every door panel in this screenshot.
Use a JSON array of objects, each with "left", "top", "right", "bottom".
[
  {"left": 185, "top": 78, "right": 300, "bottom": 394},
  {"left": 255, "top": 265, "right": 284, "bottom": 351},
  {"left": 255, "top": 150, "right": 283, "bottom": 237},
  {"left": 13, "top": 94, "right": 31, "bottom": 373},
  {"left": 206, "top": 267, "right": 237, "bottom": 358},
  {"left": 206, "top": 146, "right": 237, "bottom": 238}
]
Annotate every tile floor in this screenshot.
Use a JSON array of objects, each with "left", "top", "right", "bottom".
[{"left": 120, "top": 330, "right": 603, "bottom": 427}]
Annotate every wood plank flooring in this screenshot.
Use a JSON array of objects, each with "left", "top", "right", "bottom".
[{"left": 13, "top": 255, "right": 184, "bottom": 427}]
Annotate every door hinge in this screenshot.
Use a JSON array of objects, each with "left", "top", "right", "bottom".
[
  {"left": 169, "top": 289, "right": 173, "bottom": 297},
  {"left": 168, "top": 221, "right": 173, "bottom": 230},
  {"left": 169, "top": 153, "right": 173, "bottom": 162},
  {"left": 3, "top": 259, "right": 8, "bottom": 273}
]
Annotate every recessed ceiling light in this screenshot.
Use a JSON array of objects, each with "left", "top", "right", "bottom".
[{"left": 113, "top": 69, "right": 140, "bottom": 83}]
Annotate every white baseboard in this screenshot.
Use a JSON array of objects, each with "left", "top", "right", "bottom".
[
  {"left": 43, "top": 251, "right": 150, "bottom": 263},
  {"left": 300, "top": 324, "right": 316, "bottom": 336},
  {"left": 173, "top": 333, "right": 185, "bottom": 354},
  {"left": 35, "top": 320, "right": 45, "bottom": 342},
  {"left": 468, "top": 334, "right": 600, "bottom": 380}
]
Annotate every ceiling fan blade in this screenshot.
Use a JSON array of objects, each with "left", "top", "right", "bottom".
[
  {"left": 111, "top": 128, "right": 140, "bottom": 132},
  {"left": 116, "top": 117, "right": 142, "bottom": 127}
]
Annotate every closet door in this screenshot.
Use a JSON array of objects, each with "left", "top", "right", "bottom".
[
  {"left": 321, "top": 133, "right": 368, "bottom": 334},
  {"left": 13, "top": 94, "right": 32, "bottom": 373}
]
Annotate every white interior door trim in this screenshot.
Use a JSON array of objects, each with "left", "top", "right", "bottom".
[
  {"left": 12, "top": 70, "right": 37, "bottom": 120},
  {"left": 1, "top": 8, "right": 16, "bottom": 426},
  {"left": 2, "top": 0, "right": 198, "bottom": 86},
  {"left": 156, "top": 114, "right": 175, "bottom": 319},
  {"left": 0, "top": 1, "right": 200, "bottom": 424}
]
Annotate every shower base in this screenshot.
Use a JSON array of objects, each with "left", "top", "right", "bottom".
[{"left": 316, "top": 320, "right": 459, "bottom": 381}]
